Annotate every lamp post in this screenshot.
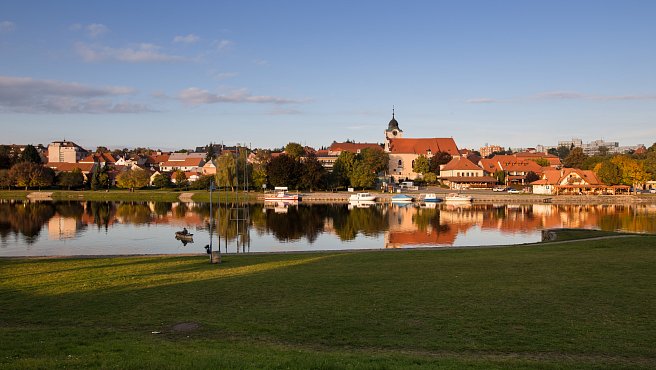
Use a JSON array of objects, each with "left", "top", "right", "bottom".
[{"left": 208, "top": 179, "right": 220, "bottom": 264}]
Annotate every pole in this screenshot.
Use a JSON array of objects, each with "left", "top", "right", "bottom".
[{"left": 209, "top": 179, "right": 220, "bottom": 264}]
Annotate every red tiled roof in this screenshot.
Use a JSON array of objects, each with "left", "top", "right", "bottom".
[
  {"left": 388, "top": 138, "right": 459, "bottom": 156},
  {"left": 162, "top": 158, "right": 204, "bottom": 167},
  {"left": 47, "top": 162, "right": 96, "bottom": 173},
  {"left": 531, "top": 168, "right": 603, "bottom": 186},
  {"left": 485, "top": 155, "right": 544, "bottom": 173},
  {"left": 80, "top": 152, "right": 116, "bottom": 164},
  {"left": 441, "top": 157, "right": 481, "bottom": 171},
  {"left": 329, "top": 142, "right": 383, "bottom": 153},
  {"left": 443, "top": 176, "right": 497, "bottom": 183},
  {"left": 149, "top": 153, "right": 171, "bottom": 164}
]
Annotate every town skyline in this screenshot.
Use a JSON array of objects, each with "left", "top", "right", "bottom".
[{"left": 1, "top": 1, "right": 655, "bottom": 149}]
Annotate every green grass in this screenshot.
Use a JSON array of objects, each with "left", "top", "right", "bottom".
[
  {"left": 1, "top": 237, "right": 656, "bottom": 368},
  {"left": 545, "top": 228, "right": 631, "bottom": 242}
]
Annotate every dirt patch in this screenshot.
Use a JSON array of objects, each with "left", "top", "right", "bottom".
[
  {"left": 170, "top": 322, "right": 201, "bottom": 333},
  {"left": 178, "top": 192, "right": 195, "bottom": 202},
  {"left": 27, "top": 192, "right": 53, "bottom": 200}
]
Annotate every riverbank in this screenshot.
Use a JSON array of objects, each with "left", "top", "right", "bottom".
[
  {"left": 1, "top": 188, "right": 654, "bottom": 204},
  {"left": 1, "top": 235, "right": 654, "bottom": 368}
]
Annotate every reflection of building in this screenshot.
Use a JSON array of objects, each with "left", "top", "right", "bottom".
[{"left": 48, "top": 216, "right": 81, "bottom": 240}]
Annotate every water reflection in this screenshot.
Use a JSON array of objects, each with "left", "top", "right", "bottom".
[{"left": 1, "top": 200, "right": 655, "bottom": 256}]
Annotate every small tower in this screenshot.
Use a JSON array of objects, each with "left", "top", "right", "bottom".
[{"left": 384, "top": 107, "right": 403, "bottom": 152}]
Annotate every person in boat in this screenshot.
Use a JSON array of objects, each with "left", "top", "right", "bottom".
[{"left": 181, "top": 227, "right": 188, "bottom": 235}]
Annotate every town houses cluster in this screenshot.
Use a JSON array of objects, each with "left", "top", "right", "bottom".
[{"left": 3, "top": 112, "right": 654, "bottom": 195}]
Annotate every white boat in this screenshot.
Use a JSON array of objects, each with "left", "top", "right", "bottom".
[
  {"left": 420, "top": 193, "right": 442, "bottom": 203},
  {"left": 349, "top": 192, "right": 377, "bottom": 202},
  {"left": 348, "top": 200, "right": 376, "bottom": 209},
  {"left": 391, "top": 194, "right": 414, "bottom": 203},
  {"left": 445, "top": 193, "right": 473, "bottom": 203},
  {"left": 264, "top": 190, "right": 301, "bottom": 202}
]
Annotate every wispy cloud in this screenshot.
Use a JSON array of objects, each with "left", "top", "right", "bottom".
[
  {"left": 216, "top": 39, "right": 234, "bottom": 51},
  {"left": 75, "top": 42, "right": 187, "bottom": 63},
  {"left": 466, "top": 98, "right": 498, "bottom": 104},
  {"left": 173, "top": 34, "right": 199, "bottom": 44},
  {"left": 70, "top": 23, "right": 109, "bottom": 38},
  {"left": 211, "top": 71, "right": 239, "bottom": 81},
  {"left": 177, "top": 87, "right": 305, "bottom": 106},
  {"left": 466, "top": 91, "right": 656, "bottom": 104},
  {"left": 253, "top": 59, "right": 268, "bottom": 66},
  {"left": 268, "top": 107, "right": 302, "bottom": 115},
  {"left": 532, "top": 90, "right": 656, "bottom": 101},
  {"left": 0, "top": 20, "right": 15, "bottom": 33},
  {"left": 0, "top": 75, "right": 151, "bottom": 114}
]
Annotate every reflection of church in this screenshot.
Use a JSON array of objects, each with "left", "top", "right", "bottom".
[{"left": 383, "top": 110, "right": 461, "bottom": 180}]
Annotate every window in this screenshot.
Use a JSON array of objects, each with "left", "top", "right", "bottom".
[{"left": 398, "top": 160, "right": 402, "bottom": 166}]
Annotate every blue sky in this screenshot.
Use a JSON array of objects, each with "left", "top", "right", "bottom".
[{"left": 1, "top": 0, "right": 655, "bottom": 151}]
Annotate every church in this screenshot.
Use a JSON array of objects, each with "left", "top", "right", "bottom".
[{"left": 383, "top": 111, "right": 461, "bottom": 181}]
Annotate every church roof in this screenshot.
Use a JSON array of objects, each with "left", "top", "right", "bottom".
[
  {"left": 387, "top": 138, "right": 459, "bottom": 156},
  {"left": 387, "top": 111, "right": 402, "bottom": 132}
]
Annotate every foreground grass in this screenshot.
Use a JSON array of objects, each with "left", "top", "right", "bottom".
[
  {"left": 545, "top": 228, "right": 631, "bottom": 242},
  {"left": 1, "top": 237, "right": 655, "bottom": 369}
]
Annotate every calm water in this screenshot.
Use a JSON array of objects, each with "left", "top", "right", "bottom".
[{"left": 1, "top": 200, "right": 655, "bottom": 257}]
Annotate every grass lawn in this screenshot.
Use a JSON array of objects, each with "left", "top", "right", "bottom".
[
  {"left": 1, "top": 236, "right": 655, "bottom": 369},
  {"left": 0, "top": 189, "right": 257, "bottom": 202}
]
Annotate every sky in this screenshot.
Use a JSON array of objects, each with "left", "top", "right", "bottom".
[{"left": 1, "top": 0, "right": 655, "bottom": 151}]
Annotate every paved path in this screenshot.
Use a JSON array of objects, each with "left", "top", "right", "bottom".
[
  {"left": 27, "top": 192, "right": 53, "bottom": 200},
  {"left": 178, "top": 192, "right": 195, "bottom": 202}
]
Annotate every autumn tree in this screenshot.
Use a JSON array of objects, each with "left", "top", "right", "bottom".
[
  {"left": 284, "top": 142, "right": 305, "bottom": 159},
  {"left": 215, "top": 152, "right": 237, "bottom": 190},
  {"left": 173, "top": 170, "right": 188, "bottom": 188},
  {"left": 8, "top": 162, "right": 54, "bottom": 190},
  {"left": 0, "top": 169, "right": 11, "bottom": 189},
  {"left": 349, "top": 161, "right": 377, "bottom": 189},
  {"left": 251, "top": 150, "right": 271, "bottom": 190},
  {"left": 563, "top": 147, "right": 587, "bottom": 168},
  {"left": 360, "top": 148, "right": 389, "bottom": 175},
  {"left": 611, "top": 155, "right": 649, "bottom": 192},
  {"left": 115, "top": 168, "right": 150, "bottom": 191},
  {"left": 152, "top": 173, "right": 172, "bottom": 188},
  {"left": 593, "top": 161, "right": 622, "bottom": 185},
  {"left": 57, "top": 168, "right": 85, "bottom": 190}
]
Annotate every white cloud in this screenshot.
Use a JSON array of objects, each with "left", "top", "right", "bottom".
[
  {"left": 216, "top": 39, "right": 234, "bottom": 51},
  {"left": 533, "top": 91, "right": 656, "bottom": 101},
  {"left": 269, "top": 107, "right": 302, "bottom": 115},
  {"left": 0, "top": 21, "right": 15, "bottom": 32},
  {"left": 75, "top": 42, "right": 187, "bottom": 63},
  {"left": 177, "top": 87, "right": 304, "bottom": 106},
  {"left": 87, "top": 23, "right": 109, "bottom": 38},
  {"left": 173, "top": 34, "right": 199, "bottom": 44},
  {"left": 0, "top": 75, "right": 151, "bottom": 114}
]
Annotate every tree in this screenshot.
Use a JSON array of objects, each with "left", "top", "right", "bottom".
[
  {"left": 299, "top": 153, "right": 326, "bottom": 191},
  {"left": 115, "top": 168, "right": 150, "bottom": 191},
  {"left": 594, "top": 161, "right": 622, "bottom": 185},
  {"left": 152, "top": 173, "right": 172, "bottom": 188},
  {"left": 190, "top": 174, "right": 214, "bottom": 190},
  {"left": 611, "top": 155, "right": 649, "bottom": 192},
  {"left": 494, "top": 170, "right": 506, "bottom": 185},
  {"left": 215, "top": 152, "right": 237, "bottom": 190},
  {"left": 556, "top": 146, "right": 571, "bottom": 160},
  {"left": 429, "top": 152, "right": 452, "bottom": 174},
  {"left": 422, "top": 172, "right": 437, "bottom": 184},
  {"left": 205, "top": 143, "right": 216, "bottom": 162},
  {"left": 267, "top": 154, "right": 301, "bottom": 189},
  {"left": 525, "top": 171, "right": 540, "bottom": 183},
  {"left": 95, "top": 146, "right": 109, "bottom": 153},
  {"left": 529, "top": 158, "right": 550, "bottom": 167},
  {"left": 412, "top": 155, "right": 431, "bottom": 175},
  {"left": 563, "top": 147, "right": 587, "bottom": 168},
  {"left": 173, "top": 170, "right": 188, "bottom": 188},
  {"left": 8, "top": 162, "right": 53, "bottom": 190},
  {"left": 360, "top": 148, "right": 389, "bottom": 175},
  {"left": 349, "top": 161, "right": 377, "bottom": 189},
  {"left": 284, "top": 142, "right": 305, "bottom": 159},
  {"left": 20, "top": 145, "right": 42, "bottom": 164},
  {"left": 57, "top": 168, "right": 84, "bottom": 190},
  {"left": 0, "top": 145, "right": 12, "bottom": 169},
  {"left": 547, "top": 148, "right": 559, "bottom": 157},
  {"left": 0, "top": 169, "right": 12, "bottom": 189}
]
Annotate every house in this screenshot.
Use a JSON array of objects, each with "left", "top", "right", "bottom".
[
  {"left": 383, "top": 111, "right": 460, "bottom": 181},
  {"left": 46, "top": 162, "right": 97, "bottom": 182},
  {"left": 439, "top": 157, "right": 497, "bottom": 189},
  {"left": 513, "top": 152, "right": 562, "bottom": 168},
  {"left": 47, "top": 140, "right": 88, "bottom": 163},
  {"left": 479, "top": 155, "right": 544, "bottom": 185},
  {"left": 328, "top": 142, "right": 383, "bottom": 156},
  {"left": 160, "top": 156, "right": 205, "bottom": 173},
  {"left": 146, "top": 152, "right": 171, "bottom": 171},
  {"left": 530, "top": 168, "right": 629, "bottom": 195},
  {"left": 80, "top": 152, "right": 117, "bottom": 167},
  {"left": 201, "top": 160, "right": 217, "bottom": 175}
]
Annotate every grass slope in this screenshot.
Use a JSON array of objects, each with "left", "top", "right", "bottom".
[{"left": 1, "top": 236, "right": 655, "bottom": 369}]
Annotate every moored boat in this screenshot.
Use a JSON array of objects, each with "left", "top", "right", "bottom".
[
  {"left": 420, "top": 193, "right": 442, "bottom": 203},
  {"left": 391, "top": 194, "right": 414, "bottom": 203},
  {"left": 349, "top": 192, "right": 377, "bottom": 202},
  {"left": 444, "top": 193, "right": 473, "bottom": 203},
  {"left": 264, "top": 190, "right": 302, "bottom": 202}
]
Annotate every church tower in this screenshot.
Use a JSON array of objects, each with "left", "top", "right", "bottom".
[{"left": 384, "top": 108, "right": 403, "bottom": 152}]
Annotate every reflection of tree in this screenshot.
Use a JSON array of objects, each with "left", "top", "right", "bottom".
[
  {"left": 115, "top": 202, "right": 152, "bottom": 225},
  {"left": 153, "top": 202, "right": 172, "bottom": 217},
  {"left": 86, "top": 201, "right": 114, "bottom": 230},
  {"left": 331, "top": 204, "right": 388, "bottom": 241},
  {"left": 172, "top": 203, "right": 189, "bottom": 219},
  {"left": 262, "top": 205, "right": 326, "bottom": 242},
  {"left": 55, "top": 202, "right": 85, "bottom": 218},
  {"left": 412, "top": 207, "right": 449, "bottom": 233},
  {"left": 0, "top": 201, "right": 55, "bottom": 244}
]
